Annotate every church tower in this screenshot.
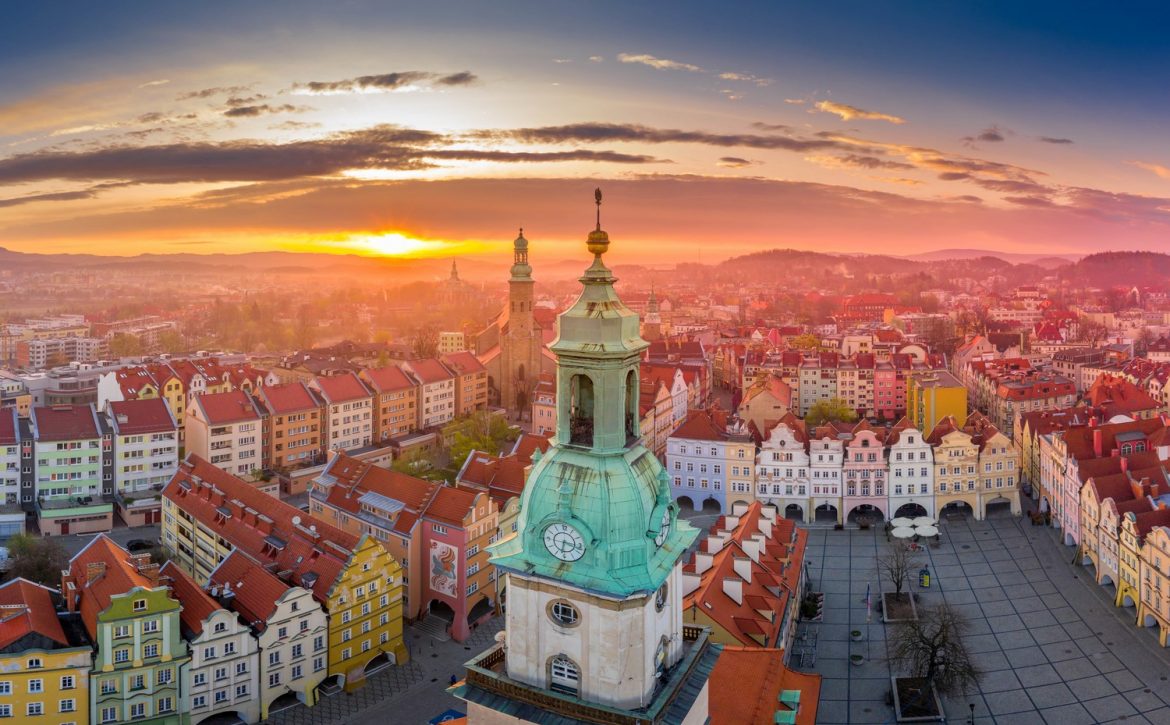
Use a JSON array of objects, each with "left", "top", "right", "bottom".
[
  {"left": 500, "top": 229, "right": 541, "bottom": 414},
  {"left": 455, "top": 191, "right": 718, "bottom": 724},
  {"left": 642, "top": 285, "right": 663, "bottom": 341}
]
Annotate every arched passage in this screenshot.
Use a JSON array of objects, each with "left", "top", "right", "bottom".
[
  {"left": 814, "top": 504, "right": 838, "bottom": 523},
  {"left": 701, "top": 497, "right": 722, "bottom": 515},
  {"left": 847, "top": 504, "right": 885, "bottom": 525},
  {"left": 894, "top": 503, "right": 928, "bottom": 519},
  {"left": 784, "top": 503, "right": 804, "bottom": 521},
  {"left": 429, "top": 599, "right": 456, "bottom": 622},
  {"left": 985, "top": 497, "right": 1013, "bottom": 518},
  {"left": 941, "top": 501, "right": 974, "bottom": 519},
  {"left": 676, "top": 495, "right": 695, "bottom": 512}
]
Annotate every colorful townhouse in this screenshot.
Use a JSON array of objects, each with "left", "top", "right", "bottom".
[
  {"left": 1138, "top": 524, "right": 1170, "bottom": 646},
  {"left": 402, "top": 359, "right": 456, "bottom": 429},
  {"left": 162, "top": 456, "right": 407, "bottom": 692},
  {"left": 106, "top": 398, "right": 179, "bottom": 527},
  {"left": 927, "top": 417, "right": 981, "bottom": 518},
  {"left": 359, "top": 366, "right": 418, "bottom": 441},
  {"left": 441, "top": 351, "right": 489, "bottom": 416},
  {"left": 666, "top": 408, "right": 753, "bottom": 516},
  {"left": 185, "top": 391, "right": 264, "bottom": 477},
  {"left": 886, "top": 418, "right": 936, "bottom": 519},
  {"left": 311, "top": 451, "right": 498, "bottom": 641},
  {"left": 682, "top": 501, "right": 807, "bottom": 657},
  {"left": 808, "top": 428, "right": 844, "bottom": 523},
  {"left": 160, "top": 561, "right": 260, "bottom": 725},
  {"left": 906, "top": 371, "right": 967, "bottom": 433},
  {"left": 529, "top": 374, "right": 556, "bottom": 436},
  {"left": 754, "top": 415, "right": 811, "bottom": 521},
  {"left": 308, "top": 372, "right": 373, "bottom": 453},
  {"left": 29, "top": 404, "right": 113, "bottom": 535},
  {"left": 0, "top": 578, "right": 92, "bottom": 725},
  {"left": 63, "top": 536, "right": 189, "bottom": 725},
  {"left": 1, "top": 408, "right": 20, "bottom": 511},
  {"left": 206, "top": 551, "right": 327, "bottom": 720},
  {"left": 840, "top": 421, "right": 889, "bottom": 522},
  {"left": 253, "top": 382, "right": 322, "bottom": 470}
]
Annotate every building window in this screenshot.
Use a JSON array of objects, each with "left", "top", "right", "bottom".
[
  {"left": 27, "top": 703, "right": 43, "bottom": 717},
  {"left": 28, "top": 679, "right": 43, "bottom": 693},
  {"left": 101, "top": 707, "right": 118, "bottom": 723},
  {"left": 550, "top": 655, "right": 580, "bottom": 696},
  {"left": 132, "top": 599, "right": 146, "bottom": 611},
  {"left": 655, "top": 583, "right": 668, "bottom": 612},
  {"left": 549, "top": 600, "right": 580, "bottom": 627}
]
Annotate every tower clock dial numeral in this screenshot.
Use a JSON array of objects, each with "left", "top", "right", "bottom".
[{"left": 543, "top": 522, "right": 586, "bottom": 562}]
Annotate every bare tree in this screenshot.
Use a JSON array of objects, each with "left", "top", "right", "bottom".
[
  {"left": 881, "top": 543, "right": 918, "bottom": 597},
  {"left": 410, "top": 324, "right": 440, "bottom": 359},
  {"left": 889, "top": 603, "right": 981, "bottom": 709}
]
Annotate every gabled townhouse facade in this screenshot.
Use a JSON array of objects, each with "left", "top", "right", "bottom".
[
  {"left": 359, "top": 366, "right": 418, "bottom": 441},
  {"left": 160, "top": 561, "right": 260, "bottom": 725},
  {"left": 886, "top": 419, "right": 935, "bottom": 519},
  {"left": 441, "top": 351, "right": 489, "bottom": 417},
  {"left": 0, "top": 578, "right": 92, "bottom": 725},
  {"left": 63, "top": 535, "right": 189, "bottom": 725},
  {"left": 309, "top": 373, "right": 374, "bottom": 453},
  {"left": 808, "top": 429, "right": 845, "bottom": 524},
  {"left": 161, "top": 456, "right": 407, "bottom": 693},
  {"left": 667, "top": 409, "right": 753, "bottom": 515},
  {"left": 185, "top": 391, "right": 263, "bottom": 477},
  {"left": 754, "top": 415, "right": 811, "bottom": 521},
  {"left": 310, "top": 452, "right": 498, "bottom": 641},
  {"left": 253, "top": 382, "right": 322, "bottom": 470},
  {"left": 206, "top": 551, "right": 327, "bottom": 720},
  {"left": 106, "top": 398, "right": 179, "bottom": 527},
  {"left": 402, "top": 359, "right": 456, "bottom": 429}
]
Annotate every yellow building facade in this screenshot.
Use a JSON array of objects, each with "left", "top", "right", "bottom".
[
  {"left": 907, "top": 372, "right": 967, "bottom": 434},
  {"left": 0, "top": 647, "right": 91, "bottom": 725}
]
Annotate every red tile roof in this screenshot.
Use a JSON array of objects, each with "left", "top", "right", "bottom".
[
  {"left": 362, "top": 365, "right": 416, "bottom": 393},
  {"left": 114, "top": 366, "right": 159, "bottom": 398},
  {"left": 0, "top": 409, "right": 16, "bottom": 446},
  {"left": 710, "top": 646, "right": 821, "bottom": 725},
  {"left": 255, "top": 381, "right": 319, "bottom": 415},
  {"left": 312, "top": 372, "right": 371, "bottom": 403},
  {"left": 67, "top": 535, "right": 159, "bottom": 639},
  {"left": 108, "top": 398, "right": 177, "bottom": 435},
  {"left": 32, "top": 405, "right": 99, "bottom": 441},
  {"left": 319, "top": 452, "right": 439, "bottom": 535},
  {"left": 441, "top": 351, "right": 485, "bottom": 376},
  {"left": 206, "top": 550, "right": 290, "bottom": 632},
  {"left": 163, "top": 455, "right": 357, "bottom": 603},
  {"left": 672, "top": 409, "right": 729, "bottom": 442},
  {"left": 194, "top": 390, "right": 261, "bottom": 425},
  {"left": 407, "top": 358, "right": 454, "bottom": 385},
  {"left": 160, "top": 560, "right": 222, "bottom": 637},
  {"left": 426, "top": 486, "right": 479, "bottom": 527},
  {"left": 0, "top": 578, "right": 68, "bottom": 650}
]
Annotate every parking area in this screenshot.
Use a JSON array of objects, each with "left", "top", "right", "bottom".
[{"left": 801, "top": 511, "right": 1170, "bottom": 724}]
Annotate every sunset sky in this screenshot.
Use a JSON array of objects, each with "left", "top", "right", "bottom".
[{"left": 3, "top": 1, "right": 1170, "bottom": 265}]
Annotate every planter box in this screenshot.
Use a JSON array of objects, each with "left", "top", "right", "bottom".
[
  {"left": 890, "top": 677, "right": 945, "bottom": 722},
  {"left": 882, "top": 591, "right": 918, "bottom": 623}
]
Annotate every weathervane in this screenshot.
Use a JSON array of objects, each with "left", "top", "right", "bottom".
[{"left": 594, "top": 187, "right": 602, "bottom": 230}]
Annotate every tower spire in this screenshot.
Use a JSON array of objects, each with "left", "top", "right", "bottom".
[{"left": 594, "top": 187, "right": 602, "bottom": 231}]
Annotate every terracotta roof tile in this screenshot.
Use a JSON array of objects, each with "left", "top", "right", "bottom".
[
  {"left": 206, "top": 550, "right": 290, "bottom": 631},
  {"left": 0, "top": 578, "right": 68, "bottom": 650},
  {"left": 32, "top": 405, "right": 99, "bottom": 441},
  {"left": 311, "top": 372, "right": 371, "bottom": 403},
  {"left": 362, "top": 365, "right": 416, "bottom": 393},
  {"left": 194, "top": 390, "right": 261, "bottom": 425},
  {"left": 160, "top": 560, "right": 222, "bottom": 637},
  {"left": 108, "top": 398, "right": 176, "bottom": 435},
  {"left": 67, "top": 535, "right": 158, "bottom": 639},
  {"left": 255, "top": 381, "right": 320, "bottom": 415}
]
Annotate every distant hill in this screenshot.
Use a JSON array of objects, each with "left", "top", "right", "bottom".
[
  {"left": 902, "top": 248, "right": 1078, "bottom": 267},
  {"left": 1059, "top": 251, "right": 1170, "bottom": 289}
]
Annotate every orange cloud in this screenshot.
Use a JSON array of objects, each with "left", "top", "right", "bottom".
[{"left": 814, "top": 100, "right": 906, "bottom": 125}]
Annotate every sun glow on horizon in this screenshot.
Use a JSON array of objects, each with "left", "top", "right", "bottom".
[{"left": 278, "top": 230, "right": 485, "bottom": 258}]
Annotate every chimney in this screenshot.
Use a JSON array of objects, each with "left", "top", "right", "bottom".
[
  {"left": 86, "top": 561, "right": 106, "bottom": 584},
  {"left": 722, "top": 577, "right": 743, "bottom": 605},
  {"left": 694, "top": 551, "right": 713, "bottom": 575},
  {"left": 757, "top": 516, "right": 773, "bottom": 540},
  {"left": 705, "top": 535, "right": 724, "bottom": 555},
  {"left": 1093, "top": 428, "right": 1103, "bottom": 458},
  {"left": 733, "top": 555, "right": 753, "bottom": 584},
  {"left": 742, "top": 535, "right": 763, "bottom": 562},
  {"left": 682, "top": 569, "right": 701, "bottom": 596},
  {"left": 722, "top": 514, "right": 741, "bottom": 533},
  {"left": 759, "top": 505, "right": 777, "bottom": 524},
  {"left": 1121, "top": 456, "right": 1129, "bottom": 473}
]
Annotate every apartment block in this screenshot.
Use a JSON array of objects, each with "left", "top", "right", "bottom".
[
  {"left": 360, "top": 366, "right": 418, "bottom": 441},
  {"left": 186, "top": 391, "right": 263, "bottom": 477},
  {"left": 253, "top": 382, "right": 323, "bottom": 470},
  {"left": 309, "top": 373, "right": 374, "bottom": 452}
]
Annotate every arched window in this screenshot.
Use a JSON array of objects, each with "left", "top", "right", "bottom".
[
  {"left": 625, "top": 370, "right": 639, "bottom": 441},
  {"left": 550, "top": 655, "right": 580, "bottom": 696},
  {"left": 569, "top": 375, "right": 595, "bottom": 447}
]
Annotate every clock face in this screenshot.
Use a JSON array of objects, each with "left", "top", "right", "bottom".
[
  {"left": 543, "top": 522, "right": 586, "bottom": 562},
  {"left": 654, "top": 509, "right": 671, "bottom": 547}
]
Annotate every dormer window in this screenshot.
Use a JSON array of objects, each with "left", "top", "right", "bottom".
[{"left": 132, "top": 599, "right": 146, "bottom": 612}]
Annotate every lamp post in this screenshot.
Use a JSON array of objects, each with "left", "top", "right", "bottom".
[{"left": 968, "top": 702, "right": 976, "bottom": 722}]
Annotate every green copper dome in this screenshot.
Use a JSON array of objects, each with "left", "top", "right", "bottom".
[{"left": 489, "top": 191, "right": 698, "bottom": 598}]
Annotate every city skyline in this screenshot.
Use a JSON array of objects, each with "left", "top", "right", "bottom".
[{"left": 3, "top": 1, "right": 1170, "bottom": 264}]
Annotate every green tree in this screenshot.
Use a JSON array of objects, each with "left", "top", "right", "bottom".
[
  {"left": 804, "top": 397, "right": 859, "bottom": 427},
  {"left": 156, "top": 330, "right": 184, "bottom": 354},
  {"left": 6, "top": 533, "right": 68, "bottom": 588},
  {"left": 790, "top": 333, "right": 822, "bottom": 351},
  {"left": 445, "top": 411, "right": 518, "bottom": 473},
  {"left": 109, "top": 334, "right": 144, "bottom": 358}
]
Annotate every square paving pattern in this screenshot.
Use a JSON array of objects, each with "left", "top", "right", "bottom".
[{"left": 798, "top": 513, "right": 1170, "bottom": 724}]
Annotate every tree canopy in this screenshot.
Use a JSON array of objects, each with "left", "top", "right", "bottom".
[
  {"left": 6, "top": 533, "right": 68, "bottom": 588},
  {"left": 445, "top": 411, "right": 518, "bottom": 474},
  {"left": 804, "top": 397, "right": 859, "bottom": 427}
]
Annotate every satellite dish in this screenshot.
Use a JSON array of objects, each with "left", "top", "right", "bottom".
[{"left": 292, "top": 515, "right": 302, "bottom": 526}]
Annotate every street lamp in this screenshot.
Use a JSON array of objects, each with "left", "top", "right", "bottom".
[{"left": 968, "top": 702, "right": 975, "bottom": 722}]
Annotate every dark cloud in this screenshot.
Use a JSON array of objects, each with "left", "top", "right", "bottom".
[
  {"left": 293, "top": 71, "right": 475, "bottom": 94},
  {"left": 1039, "top": 136, "right": 1074, "bottom": 144},
  {"left": 269, "top": 120, "right": 322, "bottom": 131},
  {"left": 175, "top": 85, "right": 249, "bottom": 100},
  {"left": 1004, "top": 195, "right": 1057, "bottom": 207},
  {"left": 717, "top": 156, "right": 754, "bottom": 168},
  {"left": 938, "top": 172, "right": 971, "bottom": 181},
  {"left": 0, "top": 181, "right": 136, "bottom": 209},
  {"left": 950, "top": 195, "right": 983, "bottom": 203},
  {"left": 750, "top": 122, "right": 791, "bottom": 132},
  {"left": 833, "top": 154, "right": 915, "bottom": 170},
  {"left": 961, "top": 125, "right": 1006, "bottom": 147},
  {"left": 969, "top": 177, "right": 1052, "bottom": 195},
  {"left": 0, "top": 125, "right": 662, "bottom": 185},
  {"left": 435, "top": 71, "right": 478, "bottom": 86},
  {"left": 223, "top": 104, "right": 307, "bottom": 118},
  {"left": 225, "top": 94, "right": 269, "bottom": 107},
  {"left": 489, "top": 122, "right": 869, "bottom": 153},
  {"left": 136, "top": 112, "right": 167, "bottom": 124}
]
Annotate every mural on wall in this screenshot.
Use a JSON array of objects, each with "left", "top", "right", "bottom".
[{"left": 430, "top": 539, "right": 459, "bottom": 598}]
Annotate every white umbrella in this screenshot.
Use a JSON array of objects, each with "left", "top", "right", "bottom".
[
  {"left": 911, "top": 516, "right": 936, "bottom": 527},
  {"left": 915, "top": 524, "right": 939, "bottom": 537},
  {"left": 890, "top": 517, "right": 915, "bottom": 528},
  {"left": 890, "top": 526, "right": 916, "bottom": 539}
]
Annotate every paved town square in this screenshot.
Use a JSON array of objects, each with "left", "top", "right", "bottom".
[{"left": 801, "top": 510, "right": 1170, "bottom": 724}]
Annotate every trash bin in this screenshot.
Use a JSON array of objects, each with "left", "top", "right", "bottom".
[{"left": 919, "top": 567, "right": 930, "bottom": 588}]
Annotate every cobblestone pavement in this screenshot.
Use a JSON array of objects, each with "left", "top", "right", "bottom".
[
  {"left": 800, "top": 510, "right": 1170, "bottom": 724},
  {"left": 262, "top": 617, "right": 504, "bottom": 725}
]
